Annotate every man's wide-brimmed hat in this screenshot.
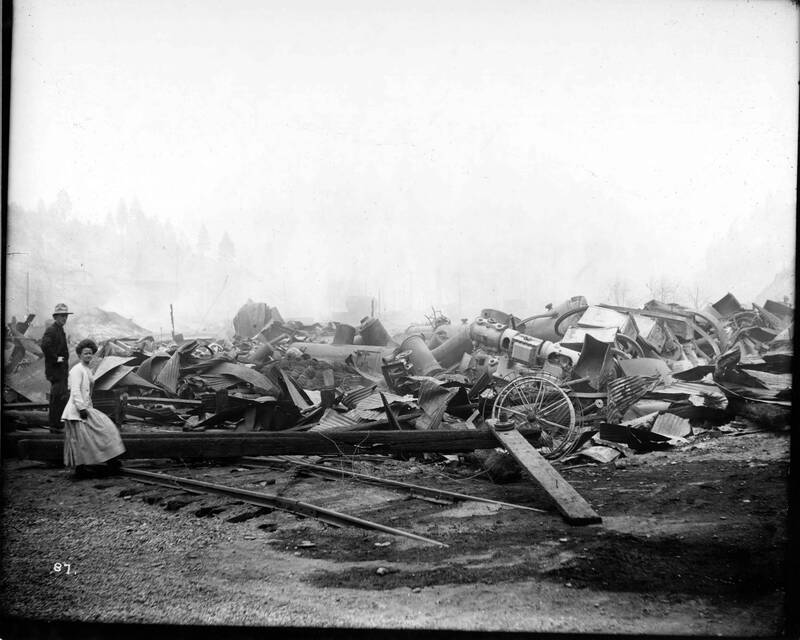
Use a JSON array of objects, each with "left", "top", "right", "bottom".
[{"left": 52, "top": 303, "right": 73, "bottom": 316}]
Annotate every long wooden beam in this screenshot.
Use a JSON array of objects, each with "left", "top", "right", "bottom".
[
  {"left": 2, "top": 402, "right": 50, "bottom": 410},
  {"left": 15, "top": 428, "right": 543, "bottom": 462},
  {"left": 126, "top": 397, "right": 203, "bottom": 406},
  {"left": 491, "top": 425, "right": 601, "bottom": 526}
]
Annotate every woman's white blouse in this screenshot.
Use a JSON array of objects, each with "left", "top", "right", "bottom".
[{"left": 61, "top": 362, "right": 94, "bottom": 421}]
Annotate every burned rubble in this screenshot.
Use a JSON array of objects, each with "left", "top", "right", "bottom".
[
  {"left": 0, "top": 291, "right": 793, "bottom": 635},
  {"left": 3, "top": 293, "right": 792, "bottom": 522}
]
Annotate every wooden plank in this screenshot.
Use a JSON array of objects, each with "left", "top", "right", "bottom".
[
  {"left": 126, "top": 397, "right": 203, "bottom": 406},
  {"left": 15, "top": 428, "right": 544, "bottom": 463},
  {"left": 2, "top": 410, "right": 50, "bottom": 426},
  {"left": 491, "top": 426, "right": 602, "bottom": 526},
  {"left": 380, "top": 392, "right": 402, "bottom": 430},
  {"left": 2, "top": 402, "right": 51, "bottom": 410}
]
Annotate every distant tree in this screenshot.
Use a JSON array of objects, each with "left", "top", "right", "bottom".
[
  {"left": 218, "top": 232, "right": 235, "bottom": 260},
  {"left": 606, "top": 277, "right": 630, "bottom": 306},
  {"left": 130, "top": 197, "right": 145, "bottom": 225},
  {"left": 52, "top": 190, "right": 72, "bottom": 219},
  {"left": 685, "top": 283, "right": 708, "bottom": 310},
  {"left": 198, "top": 224, "right": 210, "bottom": 255},
  {"left": 116, "top": 199, "right": 128, "bottom": 227},
  {"left": 646, "top": 276, "right": 679, "bottom": 304}
]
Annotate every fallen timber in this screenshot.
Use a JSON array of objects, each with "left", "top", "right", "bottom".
[
  {"left": 285, "top": 411, "right": 422, "bottom": 432},
  {"left": 15, "top": 428, "right": 548, "bottom": 463},
  {"left": 126, "top": 397, "right": 204, "bottom": 406},
  {"left": 122, "top": 467, "right": 447, "bottom": 547},
  {"left": 2, "top": 402, "right": 50, "bottom": 410},
  {"left": 243, "top": 456, "right": 548, "bottom": 514},
  {"left": 491, "top": 424, "right": 602, "bottom": 526}
]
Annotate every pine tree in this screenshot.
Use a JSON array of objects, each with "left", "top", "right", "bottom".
[
  {"left": 218, "top": 232, "right": 235, "bottom": 260},
  {"left": 198, "top": 224, "right": 210, "bottom": 255}
]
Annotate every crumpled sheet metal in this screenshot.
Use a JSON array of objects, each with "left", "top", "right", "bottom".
[
  {"left": 573, "top": 334, "right": 617, "bottom": 390},
  {"left": 155, "top": 350, "right": 182, "bottom": 393},
  {"left": 763, "top": 300, "right": 793, "bottom": 323},
  {"left": 711, "top": 293, "right": 744, "bottom": 318},
  {"left": 622, "top": 400, "right": 672, "bottom": 420},
  {"left": 233, "top": 300, "right": 284, "bottom": 339},
  {"left": 560, "top": 326, "right": 617, "bottom": 348},
  {"left": 577, "top": 306, "right": 637, "bottom": 339},
  {"left": 605, "top": 376, "right": 660, "bottom": 423},
  {"left": 414, "top": 379, "right": 459, "bottom": 430},
  {"left": 562, "top": 445, "right": 622, "bottom": 465},
  {"left": 97, "top": 339, "right": 137, "bottom": 358},
  {"left": 648, "top": 380, "right": 728, "bottom": 409},
  {"left": 279, "top": 370, "right": 314, "bottom": 409},
  {"left": 631, "top": 314, "right": 667, "bottom": 353},
  {"left": 752, "top": 304, "right": 788, "bottom": 332},
  {"left": 93, "top": 356, "right": 136, "bottom": 382},
  {"left": 713, "top": 346, "right": 792, "bottom": 404},
  {"left": 115, "top": 370, "right": 161, "bottom": 391},
  {"left": 650, "top": 413, "right": 692, "bottom": 438},
  {"left": 94, "top": 365, "right": 134, "bottom": 391},
  {"left": 355, "top": 391, "right": 413, "bottom": 411},
  {"left": 618, "top": 358, "right": 672, "bottom": 385},
  {"left": 189, "top": 374, "right": 239, "bottom": 391},
  {"left": 7, "top": 329, "right": 43, "bottom": 358},
  {"left": 154, "top": 340, "right": 198, "bottom": 394},
  {"left": 4, "top": 357, "right": 49, "bottom": 403},
  {"left": 341, "top": 385, "right": 378, "bottom": 409},
  {"left": 136, "top": 354, "right": 170, "bottom": 383},
  {"left": 343, "top": 407, "right": 383, "bottom": 422},
  {"left": 204, "top": 361, "right": 280, "bottom": 395},
  {"left": 597, "top": 422, "right": 672, "bottom": 453},
  {"left": 310, "top": 408, "right": 359, "bottom": 432},
  {"left": 94, "top": 366, "right": 163, "bottom": 391}
]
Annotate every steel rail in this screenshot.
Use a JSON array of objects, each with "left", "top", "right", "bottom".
[
  {"left": 241, "top": 456, "right": 548, "bottom": 514},
  {"left": 121, "top": 467, "right": 447, "bottom": 547}
]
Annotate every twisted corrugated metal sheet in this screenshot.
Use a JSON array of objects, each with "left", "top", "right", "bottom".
[
  {"left": 605, "top": 375, "right": 659, "bottom": 422},
  {"left": 310, "top": 408, "right": 359, "bottom": 432}
]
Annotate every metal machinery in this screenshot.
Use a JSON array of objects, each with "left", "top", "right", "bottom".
[{"left": 468, "top": 314, "right": 583, "bottom": 459}]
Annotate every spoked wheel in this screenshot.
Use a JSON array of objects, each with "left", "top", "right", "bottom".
[{"left": 491, "top": 374, "right": 578, "bottom": 459}]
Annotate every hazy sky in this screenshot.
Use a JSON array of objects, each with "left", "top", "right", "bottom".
[{"left": 8, "top": 0, "right": 798, "bottom": 324}]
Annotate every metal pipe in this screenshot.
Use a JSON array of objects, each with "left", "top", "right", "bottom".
[
  {"left": 430, "top": 326, "right": 474, "bottom": 368},
  {"left": 122, "top": 467, "right": 448, "bottom": 547},
  {"left": 243, "top": 456, "right": 548, "bottom": 513},
  {"left": 358, "top": 317, "right": 392, "bottom": 347},
  {"left": 398, "top": 334, "right": 444, "bottom": 376},
  {"left": 332, "top": 323, "right": 357, "bottom": 345}
]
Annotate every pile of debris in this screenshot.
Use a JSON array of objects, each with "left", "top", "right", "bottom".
[
  {"left": 5, "top": 294, "right": 792, "bottom": 460},
  {"left": 3, "top": 293, "right": 793, "bottom": 531}
]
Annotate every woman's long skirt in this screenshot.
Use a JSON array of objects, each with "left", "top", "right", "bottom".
[{"left": 63, "top": 407, "right": 126, "bottom": 467}]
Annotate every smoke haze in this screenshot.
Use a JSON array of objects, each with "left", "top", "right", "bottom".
[{"left": 6, "top": 0, "right": 797, "bottom": 335}]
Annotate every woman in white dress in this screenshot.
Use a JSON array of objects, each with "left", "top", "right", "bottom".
[{"left": 61, "top": 339, "right": 126, "bottom": 478}]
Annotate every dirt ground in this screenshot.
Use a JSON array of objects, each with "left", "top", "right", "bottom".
[{"left": 0, "top": 425, "right": 793, "bottom": 635}]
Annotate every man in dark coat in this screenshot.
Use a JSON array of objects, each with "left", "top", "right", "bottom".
[{"left": 41, "top": 303, "right": 73, "bottom": 431}]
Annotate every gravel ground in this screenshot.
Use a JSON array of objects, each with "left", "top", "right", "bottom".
[{"left": 0, "top": 427, "right": 794, "bottom": 636}]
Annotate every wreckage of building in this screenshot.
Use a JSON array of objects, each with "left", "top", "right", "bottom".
[{"left": 3, "top": 292, "right": 792, "bottom": 535}]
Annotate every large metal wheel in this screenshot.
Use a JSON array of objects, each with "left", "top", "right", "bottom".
[{"left": 491, "top": 374, "right": 578, "bottom": 459}]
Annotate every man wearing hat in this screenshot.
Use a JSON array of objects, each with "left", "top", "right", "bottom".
[{"left": 41, "top": 303, "right": 73, "bottom": 431}]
